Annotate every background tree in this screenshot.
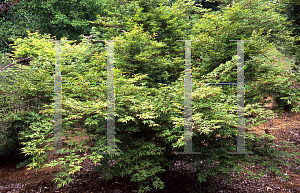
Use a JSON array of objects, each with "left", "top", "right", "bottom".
[
  {"left": 273, "top": 0, "right": 300, "bottom": 71},
  {"left": 0, "top": 0, "right": 109, "bottom": 54}
]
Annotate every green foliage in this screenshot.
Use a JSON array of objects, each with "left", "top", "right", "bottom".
[
  {"left": 191, "top": 0, "right": 300, "bottom": 113},
  {"left": 88, "top": 0, "right": 204, "bottom": 88},
  {"left": 0, "top": 52, "right": 33, "bottom": 162},
  {"left": 190, "top": 0, "right": 296, "bottom": 77},
  {"left": 0, "top": 0, "right": 109, "bottom": 54},
  {"left": 273, "top": 0, "right": 300, "bottom": 67},
  {"left": 1, "top": 0, "right": 299, "bottom": 192}
]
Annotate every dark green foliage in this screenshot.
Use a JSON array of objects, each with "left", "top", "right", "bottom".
[
  {"left": 194, "top": 0, "right": 223, "bottom": 11},
  {"left": 273, "top": 0, "right": 300, "bottom": 67},
  {"left": 0, "top": 114, "right": 34, "bottom": 164},
  {"left": 0, "top": 122, "right": 22, "bottom": 161},
  {"left": 88, "top": 0, "right": 194, "bottom": 88},
  {"left": 0, "top": 0, "right": 109, "bottom": 54}
]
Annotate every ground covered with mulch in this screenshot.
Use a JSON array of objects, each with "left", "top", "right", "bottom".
[{"left": 0, "top": 110, "right": 300, "bottom": 193}]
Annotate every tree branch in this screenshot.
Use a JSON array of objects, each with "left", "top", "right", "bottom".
[{"left": 1, "top": 56, "right": 33, "bottom": 72}]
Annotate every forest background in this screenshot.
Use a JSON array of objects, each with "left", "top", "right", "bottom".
[{"left": 0, "top": 0, "right": 300, "bottom": 192}]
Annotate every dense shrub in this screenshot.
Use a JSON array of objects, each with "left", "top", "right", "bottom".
[{"left": 0, "top": 0, "right": 299, "bottom": 192}]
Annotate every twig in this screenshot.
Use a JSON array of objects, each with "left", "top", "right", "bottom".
[
  {"left": 0, "top": 37, "right": 12, "bottom": 48},
  {"left": 1, "top": 56, "right": 33, "bottom": 71}
]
